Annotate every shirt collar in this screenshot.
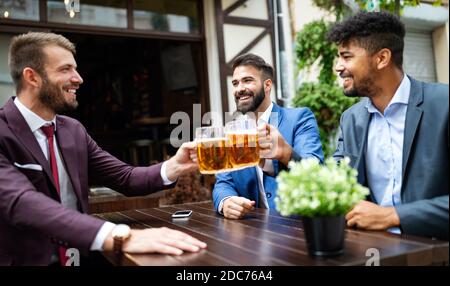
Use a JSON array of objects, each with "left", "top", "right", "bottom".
[
  {"left": 366, "top": 75, "right": 411, "bottom": 114},
  {"left": 257, "top": 102, "right": 274, "bottom": 125},
  {"left": 14, "top": 97, "right": 57, "bottom": 133}
]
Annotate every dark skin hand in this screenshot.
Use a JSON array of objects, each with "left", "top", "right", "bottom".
[{"left": 346, "top": 201, "right": 400, "bottom": 230}]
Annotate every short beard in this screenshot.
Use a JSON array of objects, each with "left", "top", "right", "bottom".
[
  {"left": 343, "top": 69, "right": 379, "bottom": 98},
  {"left": 39, "top": 73, "right": 78, "bottom": 114},
  {"left": 235, "top": 87, "right": 266, "bottom": 114}
]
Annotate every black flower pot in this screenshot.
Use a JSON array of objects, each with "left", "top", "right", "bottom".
[{"left": 302, "top": 215, "right": 346, "bottom": 257}]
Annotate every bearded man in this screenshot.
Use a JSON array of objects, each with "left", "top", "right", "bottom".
[
  {"left": 0, "top": 32, "right": 206, "bottom": 266},
  {"left": 212, "top": 53, "right": 324, "bottom": 219},
  {"left": 329, "top": 12, "right": 448, "bottom": 240}
]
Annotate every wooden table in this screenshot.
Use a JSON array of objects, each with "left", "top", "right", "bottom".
[
  {"left": 96, "top": 202, "right": 448, "bottom": 266},
  {"left": 88, "top": 187, "right": 163, "bottom": 214}
]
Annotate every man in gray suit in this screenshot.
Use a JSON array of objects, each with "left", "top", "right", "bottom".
[
  {"left": 0, "top": 32, "right": 206, "bottom": 265},
  {"left": 328, "top": 12, "right": 448, "bottom": 240}
]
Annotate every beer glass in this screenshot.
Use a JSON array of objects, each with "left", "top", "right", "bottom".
[
  {"left": 225, "top": 118, "right": 260, "bottom": 169},
  {"left": 195, "top": 126, "right": 230, "bottom": 174}
]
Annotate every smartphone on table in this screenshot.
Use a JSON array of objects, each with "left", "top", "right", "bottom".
[{"left": 171, "top": 210, "right": 193, "bottom": 219}]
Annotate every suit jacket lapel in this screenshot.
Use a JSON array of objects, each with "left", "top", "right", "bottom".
[
  {"left": 402, "top": 77, "right": 424, "bottom": 184},
  {"left": 55, "top": 116, "right": 84, "bottom": 209},
  {"left": 354, "top": 100, "right": 371, "bottom": 186},
  {"left": 268, "top": 103, "right": 283, "bottom": 174},
  {"left": 4, "top": 98, "right": 59, "bottom": 194},
  {"left": 269, "top": 103, "right": 282, "bottom": 128}
]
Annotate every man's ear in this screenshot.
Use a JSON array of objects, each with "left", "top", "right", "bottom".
[
  {"left": 375, "top": 48, "right": 392, "bottom": 70},
  {"left": 264, "top": 78, "right": 272, "bottom": 94},
  {"left": 22, "top": 67, "right": 42, "bottom": 89}
]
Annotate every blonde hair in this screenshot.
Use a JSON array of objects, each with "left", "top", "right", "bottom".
[{"left": 8, "top": 32, "right": 76, "bottom": 93}]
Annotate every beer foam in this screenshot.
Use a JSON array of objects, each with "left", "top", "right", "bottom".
[
  {"left": 225, "top": 130, "right": 257, "bottom": 135},
  {"left": 195, "top": 138, "right": 228, "bottom": 143}
]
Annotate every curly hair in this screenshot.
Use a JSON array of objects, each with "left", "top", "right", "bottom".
[{"left": 327, "top": 11, "right": 405, "bottom": 68}]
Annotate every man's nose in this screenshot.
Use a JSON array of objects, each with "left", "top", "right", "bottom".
[
  {"left": 236, "top": 82, "right": 246, "bottom": 93},
  {"left": 335, "top": 58, "right": 344, "bottom": 73},
  {"left": 72, "top": 70, "right": 83, "bottom": 84}
]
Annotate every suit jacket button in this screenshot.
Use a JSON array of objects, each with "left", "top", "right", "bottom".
[{"left": 266, "top": 192, "right": 272, "bottom": 198}]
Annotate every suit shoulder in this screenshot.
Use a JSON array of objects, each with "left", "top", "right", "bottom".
[
  {"left": 280, "top": 106, "right": 314, "bottom": 118},
  {"left": 341, "top": 98, "right": 367, "bottom": 118},
  {"left": 422, "top": 82, "right": 449, "bottom": 101},
  {"left": 57, "top": 115, "right": 87, "bottom": 132},
  {"left": 0, "top": 107, "right": 9, "bottom": 129}
]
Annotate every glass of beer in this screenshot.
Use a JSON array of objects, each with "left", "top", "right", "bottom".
[
  {"left": 195, "top": 126, "right": 230, "bottom": 174},
  {"left": 225, "top": 118, "right": 260, "bottom": 169}
]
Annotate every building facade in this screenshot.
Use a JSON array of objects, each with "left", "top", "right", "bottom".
[
  {"left": 291, "top": 0, "right": 449, "bottom": 86},
  {"left": 0, "top": 0, "right": 447, "bottom": 160}
]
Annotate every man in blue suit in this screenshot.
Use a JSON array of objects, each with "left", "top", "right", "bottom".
[
  {"left": 213, "top": 54, "right": 324, "bottom": 219},
  {"left": 329, "top": 12, "right": 448, "bottom": 240}
]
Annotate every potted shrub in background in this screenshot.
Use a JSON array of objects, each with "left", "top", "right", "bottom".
[{"left": 275, "top": 157, "right": 369, "bottom": 257}]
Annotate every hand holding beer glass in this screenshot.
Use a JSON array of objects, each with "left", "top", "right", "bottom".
[
  {"left": 195, "top": 118, "right": 260, "bottom": 174},
  {"left": 225, "top": 118, "right": 260, "bottom": 169},
  {"left": 196, "top": 126, "right": 230, "bottom": 174}
]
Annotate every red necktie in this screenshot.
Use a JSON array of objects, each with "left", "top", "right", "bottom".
[{"left": 41, "top": 124, "right": 68, "bottom": 266}]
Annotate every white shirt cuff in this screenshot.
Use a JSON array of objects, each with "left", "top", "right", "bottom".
[
  {"left": 160, "top": 161, "right": 176, "bottom": 185},
  {"left": 90, "top": 222, "right": 116, "bottom": 251},
  {"left": 218, "top": 196, "right": 233, "bottom": 215},
  {"left": 262, "top": 159, "right": 275, "bottom": 176}
]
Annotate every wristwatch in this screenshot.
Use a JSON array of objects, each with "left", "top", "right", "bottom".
[{"left": 111, "top": 224, "right": 131, "bottom": 254}]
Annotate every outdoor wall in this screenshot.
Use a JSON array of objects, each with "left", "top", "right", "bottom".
[
  {"left": 203, "top": 0, "right": 223, "bottom": 126},
  {"left": 216, "top": 0, "right": 277, "bottom": 114},
  {"left": 403, "top": 3, "right": 449, "bottom": 83},
  {"left": 292, "top": 0, "right": 334, "bottom": 31},
  {"left": 222, "top": 21, "right": 275, "bottom": 112},
  {"left": 433, "top": 21, "right": 449, "bottom": 84},
  {"left": 0, "top": 34, "right": 14, "bottom": 105}
]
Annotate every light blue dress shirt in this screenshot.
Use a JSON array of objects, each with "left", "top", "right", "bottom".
[{"left": 365, "top": 75, "right": 410, "bottom": 234}]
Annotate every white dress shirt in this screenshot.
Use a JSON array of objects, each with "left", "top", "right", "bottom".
[
  {"left": 255, "top": 103, "right": 274, "bottom": 209},
  {"left": 14, "top": 97, "right": 173, "bottom": 251},
  {"left": 365, "top": 75, "right": 410, "bottom": 234}
]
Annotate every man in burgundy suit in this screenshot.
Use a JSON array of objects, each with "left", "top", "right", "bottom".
[{"left": 0, "top": 32, "right": 206, "bottom": 266}]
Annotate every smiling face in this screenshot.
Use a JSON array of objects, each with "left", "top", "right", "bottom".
[
  {"left": 232, "top": 65, "right": 269, "bottom": 114},
  {"left": 335, "top": 40, "right": 379, "bottom": 98},
  {"left": 38, "top": 44, "right": 83, "bottom": 114}
]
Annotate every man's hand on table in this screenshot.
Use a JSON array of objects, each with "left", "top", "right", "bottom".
[
  {"left": 223, "top": 196, "right": 255, "bottom": 219},
  {"left": 346, "top": 200, "right": 400, "bottom": 230},
  {"left": 103, "top": 227, "right": 207, "bottom": 255}
]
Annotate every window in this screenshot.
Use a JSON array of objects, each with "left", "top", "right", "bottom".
[
  {"left": 47, "top": 0, "right": 127, "bottom": 28},
  {"left": 0, "top": 0, "right": 39, "bottom": 21},
  {"left": 133, "top": 0, "right": 200, "bottom": 34}
]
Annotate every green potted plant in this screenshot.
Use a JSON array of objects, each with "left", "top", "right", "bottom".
[{"left": 275, "top": 157, "right": 369, "bottom": 257}]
